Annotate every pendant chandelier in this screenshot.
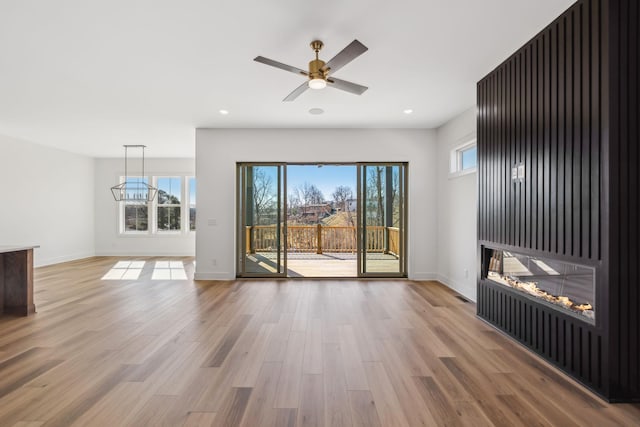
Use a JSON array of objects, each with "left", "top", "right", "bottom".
[{"left": 110, "top": 145, "right": 158, "bottom": 202}]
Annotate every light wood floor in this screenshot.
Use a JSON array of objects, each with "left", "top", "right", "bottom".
[{"left": 0, "top": 256, "right": 638, "bottom": 426}]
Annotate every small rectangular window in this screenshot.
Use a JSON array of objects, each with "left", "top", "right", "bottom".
[
  {"left": 450, "top": 140, "right": 477, "bottom": 176},
  {"left": 157, "top": 177, "right": 182, "bottom": 231},
  {"left": 461, "top": 146, "right": 477, "bottom": 170}
]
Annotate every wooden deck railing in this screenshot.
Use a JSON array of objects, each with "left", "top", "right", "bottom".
[
  {"left": 388, "top": 227, "right": 400, "bottom": 255},
  {"left": 246, "top": 225, "right": 400, "bottom": 255}
]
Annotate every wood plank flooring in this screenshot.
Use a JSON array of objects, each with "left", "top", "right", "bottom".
[{"left": 0, "top": 256, "right": 638, "bottom": 426}]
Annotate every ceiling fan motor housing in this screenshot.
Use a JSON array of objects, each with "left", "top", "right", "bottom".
[
  {"left": 309, "top": 40, "right": 327, "bottom": 80},
  {"left": 308, "top": 58, "right": 327, "bottom": 80}
]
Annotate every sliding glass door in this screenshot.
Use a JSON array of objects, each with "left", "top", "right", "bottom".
[
  {"left": 357, "top": 163, "right": 407, "bottom": 277},
  {"left": 236, "top": 162, "right": 406, "bottom": 278},
  {"left": 237, "top": 164, "right": 287, "bottom": 277}
]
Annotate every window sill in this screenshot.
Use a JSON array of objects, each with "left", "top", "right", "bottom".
[
  {"left": 118, "top": 232, "right": 195, "bottom": 238},
  {"left": 449, "top": 167, "right": 477, "bottom": 180}
]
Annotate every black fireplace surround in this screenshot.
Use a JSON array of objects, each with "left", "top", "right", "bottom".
[{"left": 477, "top": 0, "right": 640, "bottom": 402}]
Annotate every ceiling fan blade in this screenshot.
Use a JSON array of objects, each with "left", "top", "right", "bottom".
[
  {"left": 322, "top": 40, "right": 368, "bottom": 74},
  {"left": 283, "top": 81, "right": 309, "bottom": 102},
  {"left": 254, "top": 56, "right": 308, "bottom": 76},
  {"left": 327, "top": 77, "right": 368, "bottom": 95}
]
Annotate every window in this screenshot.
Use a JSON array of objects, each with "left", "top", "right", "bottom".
[
  {"left": 189, "top": 177, "right": 196, "bottom": 231},
  {"left": 450, "top": 139, "right": 477, "bottom": 176},
  {"left": 124, "top": 205, "right": 149, "bottom": 232},
  {"left": 123, "top": 177, "right": 149, "bottom": 232},
  {"left": 118, "top": 175, "right": 195, "bottom": 235},
  {"left": 461, "top": 145, "right": 477, "bottom": 170},
  {"left": 157, "top": 177, "right": 181, "bottom": 232}
]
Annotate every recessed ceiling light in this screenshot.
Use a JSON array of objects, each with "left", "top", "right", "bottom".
[
  {"left": 219, "top": 109, "right": 229, "bottom": 115},
  {"left": 403, "top": 109, "right": 413, "bottom": 114},
  {"left": 309, "top": 108, "right": 324, "bottom": 115}
]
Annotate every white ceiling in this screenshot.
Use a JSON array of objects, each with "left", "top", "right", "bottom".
[{"left": 0, "top": 0, "right": 574, "bottom": 158}]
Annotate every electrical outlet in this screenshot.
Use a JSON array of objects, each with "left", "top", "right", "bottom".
[
  {"left": 464, "top": 269, "right": 469, "bottom": 278},
  {"left": 211, "top": 259, "right": 217, "bottom": 266}
]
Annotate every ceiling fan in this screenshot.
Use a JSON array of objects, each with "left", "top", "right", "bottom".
[{"left": 254, "top": 39, "right": 369, "bottom": 102}]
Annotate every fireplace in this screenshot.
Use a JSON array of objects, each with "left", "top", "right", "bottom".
[
  {"left": 476, "top": 0, "right": 640, "bottom": 401},
  {"left": 482, "top": 248, "right": 595, "bottom": 323},
  {"left": 477, "top": 245, "right": 604, "bottom": 399}
]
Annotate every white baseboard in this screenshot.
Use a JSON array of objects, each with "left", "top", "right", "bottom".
[
  {"left": 194, "top": 272, "right": 233, "bottom": 280},
  {"left": 435, "top": 273, "right": 477, "bottom": 302},
  {"left": 35, "top": 251, "right": 95, "bottom": 268},
  {"left": 95, "top": 251, "right": 195, "bottom": 257},
  {"left": 409, "top": 272, "right": 438, "bottom": 281}
]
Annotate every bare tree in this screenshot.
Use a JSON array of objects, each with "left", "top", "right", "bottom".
[
  {"left": 332, "top": 185, "right": 352, "bottom": 210},
  {"left": 391, "top": 169, "right": 400, "bottom": 227},
  {"left": 288, "top": 182, "right": 326, "bottom": 224},
  {"left": 300, "top": 182, "right": 325, "bottom": 205},
  {"left": 332, "top": 185, "right": 355, "bottom": 226},
  {"left": 365, "top": 167, "right": 401, "bottom": 227},
  {"left": 252, "top": 169, "right": 276, "bottom": 225},
  {"left": 288, "top": 191, "right": 302, "bottom": 222},
  {"left": 375, "top": 167, "right": 384, "bottom": 225},
  {"left": 366, "top": 167, "right": 385, "bottom": 226}
]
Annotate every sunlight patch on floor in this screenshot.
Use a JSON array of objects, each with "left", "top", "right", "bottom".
[
  {"left": 152, "top": 260, "right": 187, "bottom": 280},
  {"left": 101, "top": 260, "right": 145, "bottom": 280}
]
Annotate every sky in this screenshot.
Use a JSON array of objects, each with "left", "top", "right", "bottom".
[
  {"left": 155, "top": 177, "right": 196, "bottom": 205},
  {"left": 189, "top": 177, "right": 196, "bottom": 205},
  {"left": 286, "top": 165, "right": 356, "bottom": 201},
  {"left": 157, "top": 177, "right": 181, "bottom": 201}
]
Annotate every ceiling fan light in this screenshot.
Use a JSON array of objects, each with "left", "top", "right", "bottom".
[{"left": 308, "top": 78, "right": 327, "bottom": 90}]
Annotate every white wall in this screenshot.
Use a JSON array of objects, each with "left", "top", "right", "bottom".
[
  {"left": 435, "top": 107, "right": 478, "bottom": 301},
  {"left": 0, "top": 134, "right": 95, "bottom": 266},
  {"left": 195, "top": 129, "right": 437, "bottom": 280},
  {"left": 94, "top": 158, "right": 195, "bottom": 256},
  {"left": 2, "top": 122, "right": 482, "bottom": 284}
]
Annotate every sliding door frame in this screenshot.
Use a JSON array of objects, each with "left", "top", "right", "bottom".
[
  {"left": 357, "top": 162, "right": 408, "bottom": 278},
  {"left": 236, "top": 162, "right": 407, "bottom": 278},
  {"left": 236, "top": 163, "right": 287, "bottom": 278}
]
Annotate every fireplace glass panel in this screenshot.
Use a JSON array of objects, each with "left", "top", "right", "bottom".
[{"left": 484, "top": 248, "right": 595, "bottom": 322}]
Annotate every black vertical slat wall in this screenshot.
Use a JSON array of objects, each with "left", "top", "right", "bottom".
[
  {"left": 478, "top": 1, "right": 601, "bottom": 260},
  {"left": 608, "top": 0, "right": 640, "bottom": 401},
  {"left": 477, "top": 0, "right": 640, "bottom": 402}
]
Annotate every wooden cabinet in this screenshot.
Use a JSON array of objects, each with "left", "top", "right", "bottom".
[{"left": 1, "top": 246, "right": 37, "bottom": 316}]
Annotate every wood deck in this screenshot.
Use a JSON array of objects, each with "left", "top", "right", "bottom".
[
  {"left": 246, "top": 252, "right": 400, "bottom": 277},
  {"left": 0, "top": 256, "right": 638, "bottom": 426}
]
